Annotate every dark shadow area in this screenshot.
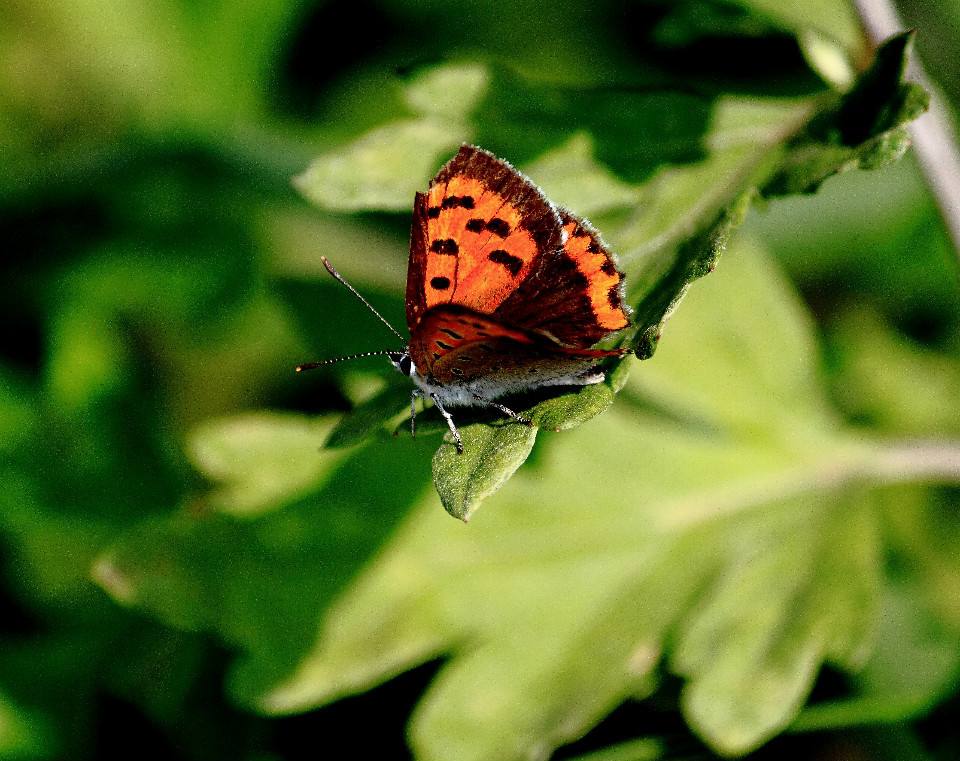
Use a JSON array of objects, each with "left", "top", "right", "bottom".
[
  {"left": 270, "top": 659, "right": 443, "bottom": 761},
  {"left": 609, "top": 0, "right": 825, "bottom": 97},
  {"left": 476, "top": 74, "right": 714, "bottom": 182},
  {"left": 0, "top": 544, "right": 45, "bottom": 639},
  {"left": 273, "top": 0, "right": 436, "bottom": 122},
  {"left": 554, "top": 673, "right": 707, "bottom": 759},
  {"left": 916, "top": 687, "right": 960, "bottom": 761}
]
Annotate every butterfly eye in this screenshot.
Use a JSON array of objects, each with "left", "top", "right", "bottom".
[{"left": 387, "top": 352, "right": 413, "bottom": 376}]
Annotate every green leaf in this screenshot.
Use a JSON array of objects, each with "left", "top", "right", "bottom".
[
  {"left": 474, "top": 69, "right": 713, "bottom": 180},
  {"left": 0, "top": 0, "right": 301, "bottom": 198},
  {"left": 728, "top": 0, "right": 864, "bottom": 54},
  {"left": 324, "top": 382, "right": 414, "bottom": 449},
  {"left": 674, "top": 495, "right": 881, "bottom": 755},
  {"left": 527, "top": 371, "right": 620, "bottom": 433},
  {"left": 290, "top": 35, "right": 927, "bottom": 520},
  {"left": 624, "top": 239, "right": 835, "bottom": 436},
  {"left": 834, "top": 31, "right": 921, "bottom": 144},
  {"left": 249, "top": 241, "right": 894, "bottom": 761},
  {"left": 0, "top": 370, "right": 38, "bottom": 458},
  {"left": 563, "top": 738, "right": 663, "bottom": 761},
  {"left": 187, "top": 412, "right": 349, "bottom": 517},
  {"left": 880, "top": 491, "right": 960, "bottom": 636},
  {"left": 5, "top": 5, "right": 955, "bottom": 760},
  {"left": 764, "top": 32, "right": 929, "bottom": 196},
  {"left": 293, "top": 118, "right": 469, "bottom": 212},
  {"left": 0, "top": 690, "right": 56, "bottom": 760},
  {"left": 793, "top": 579, "right": 960, "bottom": 731},
  {"left": 522, "top": 133, "right": 643, "bottom": 216},
  {"left": 629, "top": 189, "right": 755, "bottom": 359},
  {"left": 431, "top": 361, "right": 631, "bottom": 519},
  {"left": 611, "top": 95, "right": 810, "bottom": 285},
  {"left": 93, "top": 431, "right": 435, "bottom": 706},
  {"left": 45, "top": 303, "right": 129, "bottom": 413},
  {"left": 421, "top": 91, "right": 809, "bottom": 518},
  {"left": 432, "top": 421, "right": 538, "bottom": 521},
  {"left": 623, "top": 32, "right": 926, "bottom": 364},
  {"left": 742, "top": 152, "right": 960, "bottom": 324},
  {"left": 828, "top": 306, "right": 960, "bottom": 436},
  {"left": 294, "top": 62, "right": 487, "bottom": 213},
  {"left": 403, "top": 63, "right": 490, "bottom": 120}
]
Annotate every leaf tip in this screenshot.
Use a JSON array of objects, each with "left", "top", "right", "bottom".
[{"left": 633, "top": 325, "right": 662, "bottom": 360}]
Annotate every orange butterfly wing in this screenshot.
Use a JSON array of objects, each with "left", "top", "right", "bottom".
[
  {"left": 494, "top": 210, "right": 629, "bottom": 347},
  {"left": 406, "top": 146, "right": 564, "bottom": 329},
  {"left": 406, "top": 146, "right": 631, "bottom": 384}
]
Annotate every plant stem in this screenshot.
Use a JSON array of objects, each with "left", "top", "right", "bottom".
[
  {"left": 853, "top": 0, "right": 960, "bottom": 261},
  {"left": 867, "top": 439, "right": 960, "bottom": 484},
  {"left": 657, "top": 437, "right": 960, "bottom": 531}
]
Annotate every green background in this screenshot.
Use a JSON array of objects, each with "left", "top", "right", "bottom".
[{"left": 2, "top": 1, "right": 959, "bottom": 759}]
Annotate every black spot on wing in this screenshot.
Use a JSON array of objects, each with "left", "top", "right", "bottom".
[
  {"left": 441, "top": 195, "right": 475, "bottom": 209},
  {"left": 488, "top": 249, "right": 523, "bottom": 276},
  {"left": 427, "top": 206, "right": 441, "bottom": 218},
  {"left": 439, "top": 327, "right": 463, "bottom": 339},
  {"left": 486, "top": 218, "right": 510, "bottom": 237},
  {"left": 466, "top": 218, "right": 485, "bottom": 232},
  {"left": 601, "top": 259, "right": 617, "bottom": 276},
  {"left": 608, "top": 284, "right": 623, "bottom": 310},
  {"left": 430, "top": 276, "right": 451, "bottom": 290},
  {"left": 430, "top": 238, "right": 459, "bottom": 255}
]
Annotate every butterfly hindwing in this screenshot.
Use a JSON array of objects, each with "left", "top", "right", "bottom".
[
  {"left": 405, "top": 146, "right": 564, "bottom": 329},
  {"left": 408, "top": 305, "right": 626, "bottom": 388},
  {"left": 407, "top": 305, "right": 533, "bottom": 380}
]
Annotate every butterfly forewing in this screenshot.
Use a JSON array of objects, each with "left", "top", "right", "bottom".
[{"left": 405, "top": 146, "right": 563, "bottom": 329}]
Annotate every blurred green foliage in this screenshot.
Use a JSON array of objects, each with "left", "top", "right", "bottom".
[{"left": 2, "top": 1, "right": 959, "bottom": 760}]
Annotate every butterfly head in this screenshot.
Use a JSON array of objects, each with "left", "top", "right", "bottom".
[{"left": 387, "top": 351, "right": 415, "bottom": 377}]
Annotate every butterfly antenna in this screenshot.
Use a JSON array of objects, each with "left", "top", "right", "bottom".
[
  {"left": 295, "top": 350, "right": 401, "bottom": 373},
  {"left": 320, "top": 256, "right": 406, "bottom": 342}
]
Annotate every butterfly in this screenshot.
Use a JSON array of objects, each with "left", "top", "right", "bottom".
[{"left": 298, "top": 145, "right": 631, "bottom": 453}]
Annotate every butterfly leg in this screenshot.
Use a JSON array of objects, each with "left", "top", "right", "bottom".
[
  {"left": 409, "top": 388, "right": 422, "bottom": 439},
  {"left": 430, "top": 393, "right": 463, "bottom": 454},
  {"left": 471, "top": 393, "right": 533, "bottom": 426}
]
